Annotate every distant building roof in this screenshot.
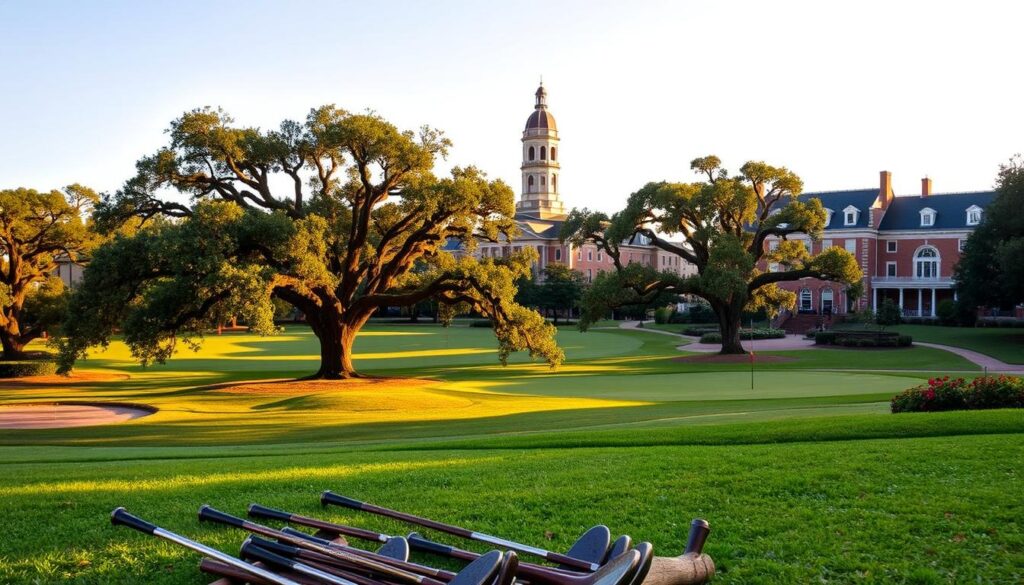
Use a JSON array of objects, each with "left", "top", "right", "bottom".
[{"left": 878, "top": 191, "right": 996, "bottom": 230}]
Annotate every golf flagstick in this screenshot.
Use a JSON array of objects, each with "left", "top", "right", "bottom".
[
  {"left": 109, "top": 507, "right": 301, "bottom": 585},
  {"left": 321, "top": 491, "right": 601, "bottom": 572}
]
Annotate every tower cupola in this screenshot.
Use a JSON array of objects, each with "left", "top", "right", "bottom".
[{"left": 518, "top": 81, "right": 564, "bottom": 219}]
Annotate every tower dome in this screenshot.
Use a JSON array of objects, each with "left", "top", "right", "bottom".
[{"left": 524, "top": 84, "right": 557, "bottom": 131}]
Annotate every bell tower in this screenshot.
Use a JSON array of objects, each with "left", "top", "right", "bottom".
[{"left": 517, "top": 82, "right": 564, "bottom": 219}]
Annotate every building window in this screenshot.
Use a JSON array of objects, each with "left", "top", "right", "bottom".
[
  {"left": 824, "top": 209, "right": 834, "bottom": 226},
  {"left": 843, "top": 206, "right": 859, "bottom": 226},
  {"left": 577, "top": 250, "right": 582, "bottom": 261},
  {"left": 769, "top": 240, "right": 779, "bottom": 251},
  {"left": 541, "top": 176, "right": 546, "bottom": 186},
  {"left": 799, "top": 288, "right": 813, "bottom": 312},
  {"left": 552, "top": 175, "right": 557, "bottom": 192},
  {"left": 528, "top": 146, "right": 535, "bottom": 161},
  {"left": 920, "top": 207, "right": 936, "bottom": 227},
  {"left": 821, "top": 289, "right": 834, "bottom": 314},
  {"left": 822, "top": 239, "right": 832, "bottom": 250},
  {"left": 769, "top": 262, "right": 780, "bottom": 273},
  {"left": 966, "top": 205, "right": 982, "bottom": 226},
  {"left": 555, "top": 249, "right": 562, "bottom": 261},
  {"left": 845, "top": 240, "right": 857, "bottom": 254},
  {"left": 887, "top": 240, "right": 897, "bottom": 253},
  {"left": 886, "top": 262, "right": 897, "bottom": 277},
  {"left": 528, "top": 176, "right": 534, "bottom": 191},
  {"left": 587, "top": 269, "right": 593, "bottom": 282},
  {"left": 915, "top": 246, "right": 939, "bottom": 279},
  {"left": 588, "top": 250, "right": 593, "bottom": 261},
  {"left": 540, "top": 146, "right": 546, "bottom": 160},
  {"left": 597, "top": 251, "right": 603, "bottom": 262},
  {"left": 551, "top": 147, "right": 557, "bottom": 160},
  {"left": 958, "top": 239, "right": 967, "bottom": 252}
]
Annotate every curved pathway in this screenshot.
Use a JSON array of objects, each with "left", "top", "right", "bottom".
[{"left": 616, "top": 320, "right": 1024, "bottom": 372}]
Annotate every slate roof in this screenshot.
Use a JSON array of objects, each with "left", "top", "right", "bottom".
[
  {"left": 878, "top": 191, "right": 996, "bottom": 231},
  {"left": 799, "top": 189, "right": 879, "bottom": 229}
]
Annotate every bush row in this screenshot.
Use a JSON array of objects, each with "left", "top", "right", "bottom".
[
  {"left": 891, "top": 375, "right": 1024, "bottom": 413},
  {"left": 0, "top": 360, "right": 58, "bottom": 378},
  {"left": 699, "top": 328, "right": 786, "bottom": 344},
  {"left": 814, "top": 331, "right": 912, "bottom": 347}
]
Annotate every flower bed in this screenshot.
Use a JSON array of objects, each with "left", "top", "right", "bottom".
[{"left": 891, "top": 375, "right": 1024, "bottom": 413}]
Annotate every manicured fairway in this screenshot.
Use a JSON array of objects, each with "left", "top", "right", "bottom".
[{"left": 1, "top": 322, "right": 1021, "bottom": 584}]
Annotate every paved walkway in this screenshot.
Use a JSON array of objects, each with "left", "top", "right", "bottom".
[{"left": 617, "top": 320, "right": 1024, "bottom": 372}]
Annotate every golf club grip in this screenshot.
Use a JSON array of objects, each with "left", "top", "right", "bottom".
[
  {"left": 684, "top": 519, "right": 710, "bottom": 555},
  {"left": 199, "top": 504, "right": 246, "bottom": 528},
  {"left": 406, "top": 533, "right": 458, "bottom": 557},
  {"left": 255, "top": 505, "right": 388, "bottom": 543},
  {"left": 249, "top": 503, "right": 294, "bottom": 523},
  {"left": 322, "top": 491, "right": 474, "bottom": 538},
  {"left": 110, "top": 507, "right": 158, "bottom": 535}
]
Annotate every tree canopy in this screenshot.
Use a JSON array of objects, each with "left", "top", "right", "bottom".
[
  {"left": 954, "top": 156, "right": 1024, "bottom": 310},
  {"left": 0, "top": 185, "right": 98, "bottom": 359},
  {"left": 562, "top": 156, "right": 862, "bottom": 353},
  {"left": 59, "top": 106, "right": 563, "bottom": 377}
]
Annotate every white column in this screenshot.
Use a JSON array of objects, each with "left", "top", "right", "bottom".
[
  {"left": 931, "top": 288, "right": 937, "bottom": 317},
  {"left": 873, "top": 287, "right": 878, "bottom": 311},
  {"left": 898, "top": 288, "right": 904, "bottom": 309},
  {"left": 918, "top": 289, "right": 923, "bottom": 318}
]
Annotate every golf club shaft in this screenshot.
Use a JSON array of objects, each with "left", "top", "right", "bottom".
[
  {"left": 250, "top": 504, "right": 389, "bottom": 543},
  {"left": 407, "top": 533, "right": 589, "bottom": 585},
  {"left": 200, "top": 558, "right": 319, "bottom": 585},
  {"left": 201, "top": 506, "right": 443, "bottom": 585},
  {"left": 281, "top": 528, "right": 457, "bottom": 581},
  {"left": 243, "top": 540, "right": 360, "bottom": 585},
  {"left": 322, "top": 492, "right": 599, "bottom": 572},
  {"left": 110, "top": 508, "right": 300, "bottom": 585},
  {"left": 249, "top": 538, "right": 396, "bottom": 585}
]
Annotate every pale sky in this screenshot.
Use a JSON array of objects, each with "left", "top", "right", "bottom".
[{"left": 2, "top": 0, "right": 1022, "bottom": 212}]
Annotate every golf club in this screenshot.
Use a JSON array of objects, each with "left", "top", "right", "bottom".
[
  {"left": 604, "top": 536, "right": 632, "bottom": 564},
  {"left": 199, "top": 558, "right": 317, "bottom": 585},
  {"left": 280, "top": 527, "right": 457, "bottom": 581},
  {"left": 321, "top": 491, "right": 604, "bottom": 572},
  {"left": 240, "top": 538, "right": 364, "bottom": 585},
  {"left": 642, "top": 520, "right": 715, "bottom": 585},
  {"left": 109, "top": 507, "right": 301, "bottom": 585},
  {"left": 199, "top": 505, "right": 443, "bottom": 585},
  {"left": 249, "top": 503, "right": 412, "bottom": 562},
  {"left": 406, "top": 532, "right": 646, "bottom": 585}
]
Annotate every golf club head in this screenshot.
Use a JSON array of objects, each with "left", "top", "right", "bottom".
[
  {"left": 604, "top": 535, "right": 633, "bottom": 564},
  {"left": 683, "top": 519, "right": 710, "bottom": 555},
  {"left": 377, "top": 535, "right": 411, "bottom": 561},
  {"left": 449, "top": 549, "right": 502, "bottom": 585},
  {"left": 493, "top": 551, "right": 518, "bottom": 585},
  {"left": 588, "top": 549, "right": 640, "bottom": 585},
  {"left": 624, "top": 542, "right": 653, "bottom": 585},
  {"left": 560, "top": 524, "right": 612, "bottom": 570}
]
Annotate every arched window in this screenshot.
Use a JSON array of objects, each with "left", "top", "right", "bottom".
[
  {"left": 528, "top": 176, "right": 535, "bottom": 192},
  {"left": 799, "top": 288, "right": 813, "bottom": 312},
  {"left": 540, "top": 146, "right": 547, "bottom": 160},
  {"left": 552, "top": 175, "right": 557, "bottom": 192},
  {"left": 915, "top": 246, "right": 939, "bottom": 279},
  {"left": 551, "top": 147, "right": 557, "bottom": 160},
  {"left": 528, "top": 146, "right": 535, "bottom": 161},
  {"left": 541, "top": 176, "right": 546, "bottom": 186}
]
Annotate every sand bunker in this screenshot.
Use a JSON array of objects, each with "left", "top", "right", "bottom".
[{"left": 0, "top": 403, "right": 155, "bottom": 429}]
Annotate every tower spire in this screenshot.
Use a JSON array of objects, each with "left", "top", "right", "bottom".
[{"left": 519, "top": 82, "right": 562, "bottom": 219}]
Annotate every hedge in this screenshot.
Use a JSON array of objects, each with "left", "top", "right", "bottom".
[
  {"left": 0, "top": 360, "right": 58, "bottom": 378},
  {"left": 891, "top": 375, "right": 1024, "bottom": 413},
  {"left": 815, "top": 331, "right": 912, "bottom": 348},
  {"left": 469, "top": 320, "right": 494, "bottom": 328},
  {"left": 699, "top": 328, "right": 785, "bottom": 344}
]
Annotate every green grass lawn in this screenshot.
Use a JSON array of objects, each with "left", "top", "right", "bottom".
[
  {"left": 1, "top": 323, "right": 1021, "bottom": 583},
  {"left": 833, "top": 322, "right": 1024, "bottom": 364}
]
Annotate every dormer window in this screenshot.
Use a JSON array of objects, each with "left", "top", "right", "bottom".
[
  {"left": 920, "top": 207, "right": 936, "bottom": 227},
  {"left": 843, "top": 205, "right": 859, "bottom": 226},
  {"left": 966, "top": 205, "right": 983, "bottom": 226},
  {"left": 823, "top": 208, "right": 834, "bottom": 226}
]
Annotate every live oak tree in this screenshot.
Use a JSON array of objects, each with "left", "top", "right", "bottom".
[
  {"left": 562, "top": 156, "right": 862, "bottom": 354},
  {"left": 59, "top": 106, "right": 563, "bottom": 378},
  {"left": 954, "top": 155, "right": 1024, "bottom": 312},
  {"left": 0, "top": 185, "right": 98, "bottom": 359}
]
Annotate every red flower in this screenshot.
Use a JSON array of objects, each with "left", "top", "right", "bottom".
[{"left": 924, "top": 389, "right": 936, "bottom": 400}]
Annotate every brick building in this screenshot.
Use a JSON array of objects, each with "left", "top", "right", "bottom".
[
  {"left": 473, "top": 83, "right": 696, "bottom": 282},
  {"left": 770, "top": 171, "right": 995, "bottom": 330}
]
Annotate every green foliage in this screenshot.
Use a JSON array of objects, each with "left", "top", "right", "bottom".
[
  {"left": 562, "top": 156, "right": 862, "bottom": 352},
  {"left": 60, "top": 107, "right": 562, "bottom": 376},
  {"left": 891, "top": 375, "right": 1024, "bottom": 413},
  {"left": 954, "top": 155, "right": 1024, "bottom": 310},
  {"left": 0, "top": 185, "right": 98, "bottom": 358},
  {"left": 935, "top": 299, "right": 957, "bottom": 325},
  {"left": 699, "top": 332, "right": 722, "bottom": 343},
  {"left": 0, "top": 359, "right": 57, "bottom": 378},
  {"left": 876, "top": 298, "right": 902, "bottom": 329},
  {"left": 653, "top": 306, "right": 674, "bottom": 324}
]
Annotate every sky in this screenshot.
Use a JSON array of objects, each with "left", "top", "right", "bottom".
[{"left": 2, "top": 0, "right": 1023, "bottom": 213}]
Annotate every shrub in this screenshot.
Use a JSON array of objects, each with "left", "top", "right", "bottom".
[
  {"left": 891, "top": 375, "right": 1024, "bottom": 413},
  {"left": 0, "top": 360, "right": 58, "bottom": 378},
  {"left": 653, "top": 307, "right": 674, "bottom": 325},
  {"left": 699, "top": 332, "right": 722, "bottom": 343},
  {"left": 469, "top": 319, "right": 494, "bottom": 328},
  {"left": 898, "top": 335, "right": 913, "bottom": 347},
  {"left": 683, "top": 326, "right": 719, "bottom": 337},
  {"left": 814, "top": 331, "right": 836, "bottom": 345}
]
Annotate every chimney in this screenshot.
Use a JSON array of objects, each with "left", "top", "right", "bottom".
[
  {"left": 921, "top": 177, "right": 932, "bottom": 197},
  {"left": 877, "top": 170, "right": 894, "bottom": 210}
]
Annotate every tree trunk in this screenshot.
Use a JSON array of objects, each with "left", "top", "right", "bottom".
[
  {"left": 714, "top": 303, "right": 746, "bottom": 354},
  {"left": 0, "top": 328, "right": 29, "bottom": 360},
  {"left": 308, "top": 317, "right": 360, "bottom": 379}
]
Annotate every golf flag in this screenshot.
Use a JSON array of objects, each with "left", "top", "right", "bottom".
[{"left": 749, "top": 350, "right": 755, "bottom": 363}]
